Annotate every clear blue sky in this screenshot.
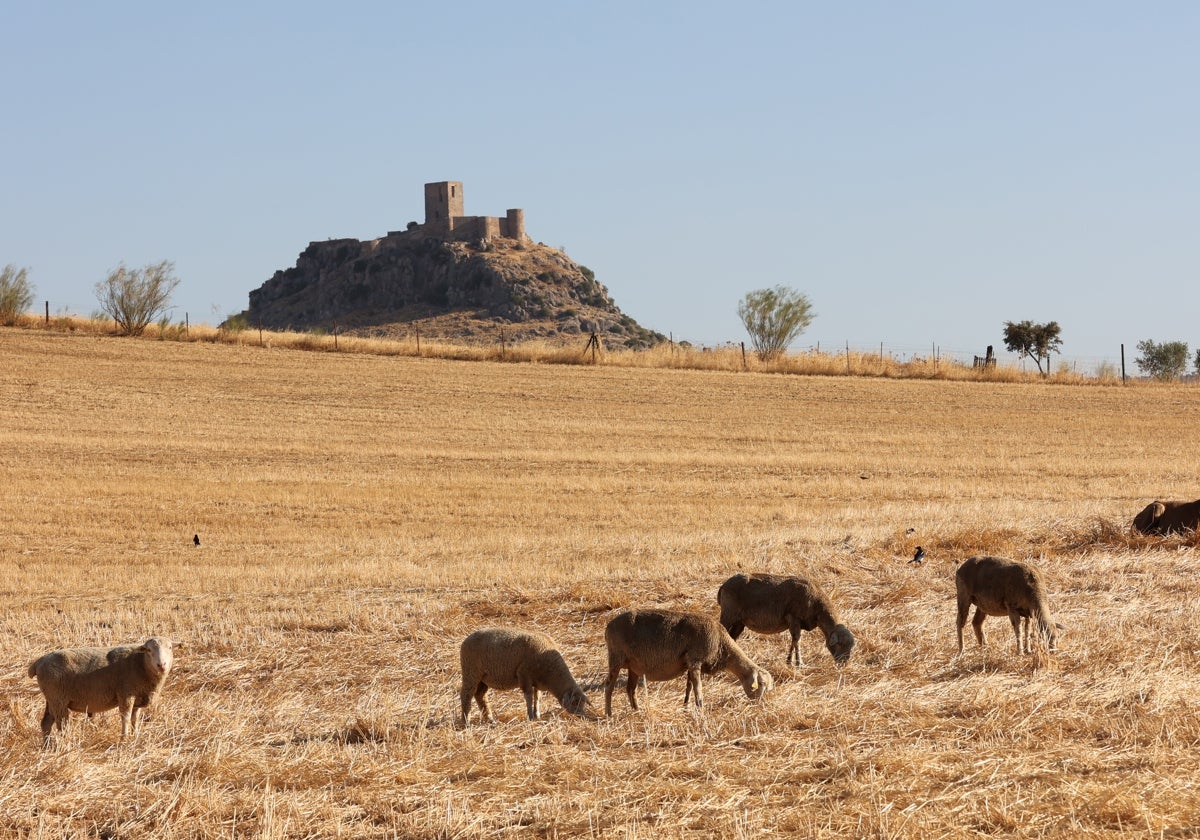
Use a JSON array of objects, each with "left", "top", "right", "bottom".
[{"left": 4, "top": 3, "right": 1197, "bottom": 370}]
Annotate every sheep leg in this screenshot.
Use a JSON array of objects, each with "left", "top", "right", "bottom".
[
  {"left": 787, "top": 628, "right": 803, "bottom": 666},
  {"left": 971, "top": 607, "right": 987, "bottom": 648},
  {"left": 625, "top": 669, "right": 641, "bottom": 711},
  {"left": 956, "top": 597, "right": 971, "bottom": 653},
  {"left": 600, "top": 662, "right": 619, "bottom": 715},
  {"left": 39, "top": 704, "right": 62, "bottom": 747},
  {"left": 473, "top": 685, "right": 492, "bottom": 724},
  {"left": 522, "top": 684, "right": 540, "bottom": 721},
  {"left": 1008, "top": 614, "right": 1027, "bottom": 652},
  {"left": 685, "top": 667, "right": 703, "bottom": 709},
  {"left": 459, "top": 684, "right": 475, "bottom": 725},
  {"left": 724, "top": 619, "right": 746, "bottom": 640},
  {"left": 118, "top": 697, "right": 134, "bottom": 738}
]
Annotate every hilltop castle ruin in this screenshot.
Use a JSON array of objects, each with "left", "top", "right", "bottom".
[{"left": 407, "top": 181, "right": 526, "bottom": 243}]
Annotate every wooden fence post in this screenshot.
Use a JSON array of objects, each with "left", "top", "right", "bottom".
[
  {"left": 1121, "top": 344, "right": 1126, "bottom": 383},
  {"left": 45, "top": 301, "right": 49, "bottom": 325}
]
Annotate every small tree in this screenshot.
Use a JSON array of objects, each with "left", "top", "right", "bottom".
[
  {"left": 95, "top": 260, "right": 181, "bottom": 336},
  {"left": 737, "top": 286, "right": 815, "bottom": 361},
  {"left": 1135, "top": 339, "right": 1189, "bottom": 381},
  {"left": 1001, "top": 320, "right": 1063, "bottom": 375},
  {"left": 0, "top": 264, "right": 35, "bottom": 326}
]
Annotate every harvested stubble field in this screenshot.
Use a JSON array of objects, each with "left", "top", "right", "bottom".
[{"left": 1, "top": 328, "right": 1198, "bottom": 839}]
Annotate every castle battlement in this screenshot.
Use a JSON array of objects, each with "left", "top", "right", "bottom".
[{"left": 421, "top": 181, "right": 526, "bottom": 243}]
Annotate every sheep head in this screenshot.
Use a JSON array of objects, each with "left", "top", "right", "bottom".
[
  {"left": 1133, "top": 501, "right": 1167, "bottom": 534},
  {"left": 560, "top": 686, "right": 591, "bottom": 717},
  {"left": 825, "top": 625, "right": 855, "bottom": 666},
  {"left": 140, "top": 638, "right": 174, "bottom": 676},
  {"left": 741, "top": 668, "right": 773, "bottom": 700}
]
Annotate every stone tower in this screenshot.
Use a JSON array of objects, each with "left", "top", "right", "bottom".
[
  {"left": 419, "top": 180, "right": 526, "bottom": 242},
  {"left": 424, "top": 181, "right": 464, "bottom": 235}
]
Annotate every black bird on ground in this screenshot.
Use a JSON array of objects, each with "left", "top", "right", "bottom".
[
  {"left": 909, "top": 546, "right": 925, "bottom": 565},
  {"left": 193, "top": 534, "right": 201, "bottom": 547}
]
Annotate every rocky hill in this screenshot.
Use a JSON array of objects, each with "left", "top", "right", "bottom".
[{"left": 235, "top": 231, "right": 664, "bottom": 349}]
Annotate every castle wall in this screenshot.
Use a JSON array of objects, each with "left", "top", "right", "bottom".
[{"left": 443, "top": 216, "right": 505, "bottom": 242}]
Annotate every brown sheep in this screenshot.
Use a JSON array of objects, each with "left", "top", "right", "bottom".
[
  {"left": 717, "top": 572, "right": 855, "bottom": 666},
  {"left": 603, "top": 608, "right": 772, "bottom": 716},
  {"left": 459, "top": 628, "right": 589, "bottom": 725},
  {"left": 955, "top": 556, "right": 1059, "bottom": 654},
  {"left": 1132, "top": 499, "right": 1200, "bottom": 535}
]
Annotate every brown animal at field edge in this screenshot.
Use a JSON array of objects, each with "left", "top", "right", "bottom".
[{"left": 1132, "top": 499, "right": 1200, "bottom": 535}]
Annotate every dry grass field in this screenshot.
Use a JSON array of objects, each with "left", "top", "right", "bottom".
[{"left": 1, "top": 328, "right": 1198, "bottom": 839}]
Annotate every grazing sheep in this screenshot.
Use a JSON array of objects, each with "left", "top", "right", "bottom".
[
  {"left": 28, "top": 637, "right": 174, "bottom": 745},
  {"left": 1132, "top": 499, "right": 1200, "bottom": 535},
  {"left": 459, "top": 628, "right": 589, "bottom": 726},
  {"left": 955, "top": 556, "right": 1058, "bottom": 654},
  {"left": 717, "top": 572, "right": 855, "bottom": 666},
  {"left": 603, "top": 608, "right": 772, "bottom": 716}
]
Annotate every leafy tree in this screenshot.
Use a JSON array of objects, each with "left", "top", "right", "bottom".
[
  {"left": 0, "top": 264, "right": 35, "bottom": 326},
  {"left": 95, "top": 260, "right": 181, "bottom": 336},
  {"left": 1195, "top": 347, "right": 1200, "bottom": 377},
  {"left": 1001, "top": 320, "right": 1063, "bottom": 375},
  {"left": 1135, "top": 339, "right": 1189, "bottom": 381},
  {"left": 737, "top": 286, "right": 815, "bottom": 361}
]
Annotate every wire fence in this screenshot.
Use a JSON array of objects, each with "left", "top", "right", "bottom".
[
  {"left": 803, "top": 340, "right": 1127, "bottom": 378},
  {"left": 29, "top": 299, "right": 1140, "bottom": 380}
]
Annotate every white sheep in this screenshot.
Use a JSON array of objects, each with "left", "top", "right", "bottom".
[
  {"left": 603, "top": 608, "right": 772, "bottom": 716},
  {"left": 28, "top": 637, "right": 175, "bottom": 745},
  {"left": 459, "top": 628, "right": 590, "bottom": 725}
]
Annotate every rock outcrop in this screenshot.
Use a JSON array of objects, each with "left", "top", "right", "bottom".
[{"left": 236, "top": 231, "right": 663, "bottom": 349}]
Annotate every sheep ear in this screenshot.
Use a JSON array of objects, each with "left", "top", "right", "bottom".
[{"left": 1151, "top": 502, "right": 1166, "bottom": 523}]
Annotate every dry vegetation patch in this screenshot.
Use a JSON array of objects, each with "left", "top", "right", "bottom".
[{"left": 1, "top": 329, "right": 1199, "bottom": 838}]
